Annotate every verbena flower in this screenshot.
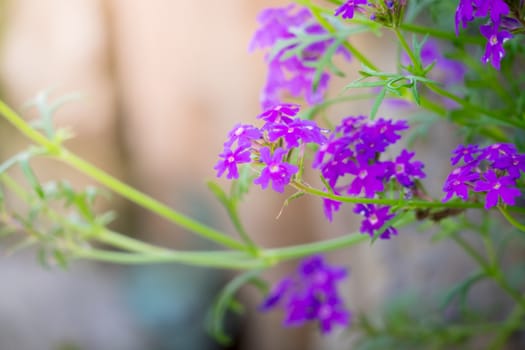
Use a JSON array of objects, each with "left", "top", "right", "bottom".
[
  {"left": 386, "top": 149, "right": 426, "bottom": 187},
  {"left": 347, "top": 161, "right": 387, "bottom": 198},
  {"left": 251, "top": 5, "right": 350, "bottom": 108},
  {"left": 442, "top": 165, "right": 480, "bottom": 202},
  {"left": 493, "top": 154, "right": 525, "bottom": 179},
  {"left": 257, "top": 103, "right": 300, "bottom": 125},
  {"left": 323, "top": 195, "right": 343, "bottom": 222},
  {"left": 254, "top": 147, "right": 299, "bottom": 193},
  {"left": 214, "top": 146, "right": 252, "bottom": 179},
  {"left": 443, "top": 143, "right": 524, "bottom": 207},
  {"left": 450, "top": 144, "right": 480, "bottom": 166},
  {"left": 334, "top": 0, "right": 369, "bottom": 19},
  {"left": 260, "top": 255, "right": 350, "bottom": 334},
  {"left": 314, "top": 116, "right": 424, "bottom": 222},
  {"left": 473, "top": 170, "right": 521, "bottom": 209},
  {"left": 480, "top": 22, "right": 513, "bottom": 70},
  {"left": 454, "top": 0, "right": 512, "bottom": 69},
  {"left": 224, "top": 123, "right": 262, "bottom": 148},
  {"left": 267, "top": 119, "right": 326, "bottom": 149},
  {"left": 354, "top": 204, "right": 398, "bottom": 239}
]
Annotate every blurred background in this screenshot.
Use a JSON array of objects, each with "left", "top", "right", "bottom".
[{"left": 0, "top": 1, "right": 517, "bottom": 349}]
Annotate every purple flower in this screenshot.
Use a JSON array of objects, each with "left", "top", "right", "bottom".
[
  {"left": 214, "top": 146, "right": 252, "bottom": 179},
  {"left": 322, "top": 196, "right": 343, "bottom": 222},
  {"left": 318, "top": 146, "right": 355, "bottom": 188},
  {"left": 354, "top": 204, "right": 398, "bottom": 239},
  {"left": 473, "top": 170, "right": 521, "bottom": 209},
  {"left": 347, "top": 161, "right": 387, "bottom": 198},
  {"left": 224, "top": 123, "right": 262, "bottom": 148},
  {"left": 335, "top": 115, "right": 367, "bottom": 136},
  {"left": 313, "top": 134, "right": 352, "bottom": 169},
  {"left": 442, "top": 165, "right": 480, "bottom": 202},
  {"left": 257, "top": 103, "right": 300, "bottom": 125},
  {"left": 254, "top": 147, "right": 298, "bottom": 193},
  {"left": 387, "top": 149, "right": 426, "bottom": 187},
  {"left": 316, "top": 296, "right": 351, "bottom": 334},
  {"left": 450, "top": 144, "right": 480, "bottom": 166},
  {"left": 455, "top": 0, "right": 509, "bottom": 34},
  {"left": 493, "top": 154, "right": 525, "bottom": 179},
  {"left": 480, "top": 22, "right": 512, "bottom": 70},
  {"left": 474, "top": 0, "right": 510, "bottom": 23},
  {"left": 251, "top": 5, "right": 351, "bottom": 108},
  {"left": 268, "top": 119, "right": 327, "bottom": 149},
  {"left": 249, "top": 5, "right": 310, "bottom": 52},
  {"left": 480, "top": 143, "right": 517, "bottom": 162},
  {"left": 260, "top": 255, "right": 350, "bottom": 334},
  {"left": 455, "top": 0, "right": 476, "bottom": 34},
  {"left": 334, "top": 0, "right": 368, "bottom": 19}
]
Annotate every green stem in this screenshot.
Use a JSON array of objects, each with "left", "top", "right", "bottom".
[
  {"left": 452, "top": 233, "right": 525, "bottom": 349},
  {"left": 427, "top": 84, "right": 525, "bottom": 130},
  {"left": 293, "top": 181, "right": 483, "bottom": 210},
  {"left": 264, "top": 232, "right": 369, "bottom": 262},
  {"left": 394, "top": 28, "right": 418, "bottom": 68},
  {"left": 499, "top": 206, "right": 525, "bottom": 232},
  {"left": 0, "top": 99, "right": 246, "bottom": 251},
  {"left": 399, "top": 23, "right": 484, "bottom": 46},
  {"left": 73, "top": 249, "right": 265, "bottom": 270},
  {"left": 488, "top": 295, "right": 525, "bottom": 350},
  {"left": 451, "top": 234, "right": 490, "bottom": 269}
]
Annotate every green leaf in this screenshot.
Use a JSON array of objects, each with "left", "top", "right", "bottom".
[
  {"left": 208, "top": 270, "right": 265, "bottom": 345},
  {"left": 439, "top": 270, "right": 487, "bottom": 311},
  {"left": 19, "top": 156, "right": 44, "bottom": 199},
  {"left": 370, "top": 87, "right": 386, "bottom": 120}
]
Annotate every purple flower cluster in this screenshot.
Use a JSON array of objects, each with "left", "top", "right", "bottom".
[
  {"left": 215, "top": 104, "right": 326, "bottom": 193},
  {"left": 455, "top": 0, "right": 513, "bottom": 69},
  {"left": 260, "top": 255, "right": 350, "bottom": 334},
  {"left": 216, "top": 106, "right": 426, "bottom": 239},
  {"left": 443, "top": 143, "right": 524, "bottom": 209},
  {"left": 313, "top": 115, "right": 425, "bottom": 238},
  {"left": 250, "top": 5, "right": 350, "bottom": 109}
]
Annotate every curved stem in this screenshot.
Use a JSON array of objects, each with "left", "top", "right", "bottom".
[
  {"left": 498, "top": 206, "right": 525, "bottom": 233},
  {"left": 264, "top": 232, "right": 369, "bottom": 262},
  {"left": 57, "top": 150, "right": 246, "bottom": 251},
  {"left": 292, "top": 181, "right": 483, "bottom": 210},
  {"left": 73, "top": 249, "right": 265, "bottom": 270},
  {"left": 0, "top": 99, "right": 246, "bottom": 251},
  {"left": 427, "top": 84, "right": 525, "bottom": 130}
]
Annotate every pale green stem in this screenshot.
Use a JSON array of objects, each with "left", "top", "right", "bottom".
[
  {"left": 292, "top": 181, "right": 483, "bottom": 210},
  {"left": 0, "top": 99, "right": 246, "bottom": 251},
  {"left": 499, "top": 206, "right": 525, "bottom": 233}
]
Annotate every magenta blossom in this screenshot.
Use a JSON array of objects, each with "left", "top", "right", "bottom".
[{"left": 254, "top": 147, "right": 298, "bottom": 193}]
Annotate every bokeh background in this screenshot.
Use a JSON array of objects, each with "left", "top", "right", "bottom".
[{"left": 0, "top": 1, "right": 516, "bottom": 349}]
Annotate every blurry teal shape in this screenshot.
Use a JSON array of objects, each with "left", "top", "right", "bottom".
[
  {"left": 124, "top": 190, "right": 238, "bottom": 350},
  {"left": 125, "top": 264, "right": 227, "bottom": 350}
]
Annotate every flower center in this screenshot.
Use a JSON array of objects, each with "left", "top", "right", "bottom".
[
  {"left": 358, "top": 169, "right": 368, "bottom": 179},
  {"left": 490, "top": 35, "right": 498, "bottom": 46},
  {"left": 493, "top": 182, "right": 502, "bottom": 190},
  {"left": 234, "top": 127, "right": 244, "bottom": 136},
  {"left": 227, "top": 156, "right": 235, "bottom": 163},
  {"left": 287, "top": 127, "right": 295, "bottom": 134},
  {"left": 396, "top": 163, "right": 405, "bottom": 173},
  {"left": 270, "top": 164, "right": 280, "bottom": 173},
  {"left": 318, "top": 304, "right": 332, "bottom": 319},
  {"left": 369, "top": 214, "right": 379, "bottom": 225}
]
